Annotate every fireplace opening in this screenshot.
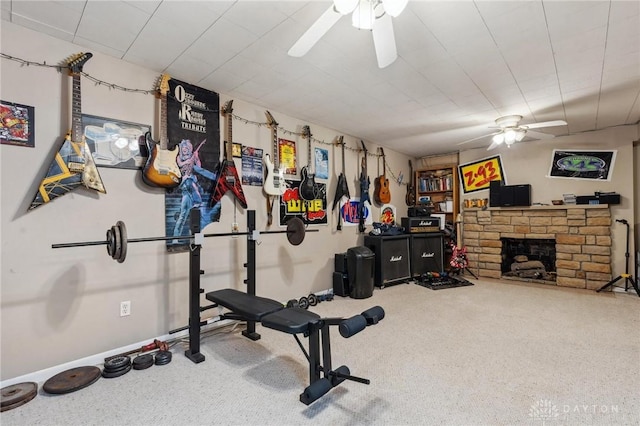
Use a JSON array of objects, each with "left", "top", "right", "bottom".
[{"left": 501, "top": 238, "right": 556, "bottom": 282}]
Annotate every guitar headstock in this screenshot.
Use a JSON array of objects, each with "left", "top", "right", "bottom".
[
  {"left": 360, "top": 140, "right": 368, "bottom": 154},
  {"left": 155, "top": 73, "right": 171, "bottom": 98},
  {"left": 302, "top": 125, "right": 312, "bottom": 139},
  {"left": 380, "top": 147, "right": 385, "bottom": 158},
  {"left": 66, "top": 52, "right": 92, "bottom": 76},
  {"left": 221, "top": 100, "right": 234, "bottom": 116},
  {"left": 336, "top": 135, "right": 344, "bottom": 146},
  {"left": 264, "top": 110, "right": 278, "bottom": 128}
]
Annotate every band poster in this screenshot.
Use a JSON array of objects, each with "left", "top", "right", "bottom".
[
  {"left": 241, "top": 145, "right": 263, "bottom": 186},
  {"left": 338, "top": 197, "right": 373, "bottom": 228},
  {"left": 164, "top": 78, "right": 221, "bottom": 252},
  {"left": 279, "top": 179, "right": 327, "bottom": 226},
  {"left": 547, "top": 149, "right": 616, "bottom": 181},
  {"left": 279, "top": 138, "right": 296, "bottom": 175}
]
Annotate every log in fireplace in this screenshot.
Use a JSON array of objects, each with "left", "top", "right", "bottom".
[{"left": 501, "top": 237, "right": 556, "bottom": 282}]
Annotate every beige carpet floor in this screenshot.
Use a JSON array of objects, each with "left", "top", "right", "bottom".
[{"left": 1, "top": 278, "right": 639, "bottom": 425}]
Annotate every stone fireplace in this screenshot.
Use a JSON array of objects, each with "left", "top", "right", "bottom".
[
  {"left": 501, "top": 237, "right": 556, "bottom": 282},
  {"left": 462, "top": 206, "right": 612, "bottom": 290}
]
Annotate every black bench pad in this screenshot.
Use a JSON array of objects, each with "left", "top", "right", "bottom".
[
  {"left": 206, "top": 289, "right": 284, "bottom": 321},
  {"left": 261, "top": 308, "right": 321, "bottom": 334}
]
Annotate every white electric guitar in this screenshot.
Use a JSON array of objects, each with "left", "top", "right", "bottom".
[{"left": 263, "top": 110, "right": 286, "bottom": 196}]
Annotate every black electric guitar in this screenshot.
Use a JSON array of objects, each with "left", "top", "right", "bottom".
[
  {"left": 358, "top": 141, "right": 371, "bottom": 233},
  {"left": 299, "top": 125, "right": 322, "bottom": 201},
  {"left": 210, "top": 100, "right": 247, "bottom": 208},
  {"left": 142, "top": 74, "right": 181, "bottom": 188},
  {"left": 332, "top": 136, "right": 350, "bottom": 230},
  {"left": 29, "top": 52, "right": 106, "bottom": 210},
  {"left": 406, "top": 159, "right": 416, "bottom": 206}
]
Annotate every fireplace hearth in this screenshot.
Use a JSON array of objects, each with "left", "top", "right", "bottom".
[{"left": 501, "top": 238, "right": 556, "bottom": 282}]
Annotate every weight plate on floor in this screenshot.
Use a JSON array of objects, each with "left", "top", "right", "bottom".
[
  {"left": 104, "top": 355, "right": 131, "bottom": 371},
  {"left": 132, "top": 354, "right": 153, "bottom": 367},
  {"left": 1, "top": 382, "right": 37, "bottom": 411},
  {"left": 102, "top": 364, "right": 132, "bottom": 379},
  {"left": 298, "top": 296, "right": 309, "bottom": 309},
  {"left": 43, "top": 366, "right": 101, "bottom": 395},
  {"left": 132, "top": 359, "right": 154, "bottom": 370},
  {"left": 116, "top": 220, "right": 127, "bottom": 263},
  {"left": 154, "top": 350, "right": 172, "bottom": 365},
  {"left": 286, "top": 217, "right": 305, "bottom": 246},
  {"left": 308, "top": 294, "right": 318, "bottom": 306}
]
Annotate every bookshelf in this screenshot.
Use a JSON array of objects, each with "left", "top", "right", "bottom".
[{"left": 414, "top": 164, "right": 459, "bottom": 224}]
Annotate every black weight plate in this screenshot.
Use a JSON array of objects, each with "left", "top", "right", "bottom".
[
  {"left": 286, "top": 217, "right": 305, "bottom": 246},
  {"left": 104, "top": 356, "right": 131, "bottom": 371},
  {"left": 132, "top": 360, "right": 154, "bottom": 371},
  {"left": 43, "top": 366, "right": 101, "bottom": 395},
  {"left": 106, "top": 229, "right": 115, "bottom": 257},
  {"left": 298, "top": 297, "right": 309, "bottom": 310},
  {"left": 103, "top": 363, "right": 132, "bottom": 374},
  {"left": 112, "top": 224, "right": 122, "bottom": 262},
  {"left": 132, "top": 354, "right": 153, "bottom": 367},
  {"left": 154, "top": 350, "right": 172, "bottom": 365},
  {"left": 1, "top": 382, "right": 37, "bottom": 409},
  {"left": 101, "top": 364, "right": 132, "bottom": 379},
  {"left": 116, "top": 220, "right": 127, "bottom": 263},
  {"left": 308, "top": 294, "right": 318, "bottom": 306}
]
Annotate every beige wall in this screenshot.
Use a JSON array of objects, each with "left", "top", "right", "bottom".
[
  {"left": 459, "top": 126, "right": 638, "bottom": 279},
  {"left": 0, "top": 23, "right": 413, "bottom": 380}
]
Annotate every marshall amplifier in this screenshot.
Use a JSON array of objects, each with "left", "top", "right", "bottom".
[
  {"left": 364, "top": 235, "right": 411, "bottom": 288},
  {"left": 410, "top": 233, "right": 444, "bottom": 277},
  {"left": 408, "top": 206, "right": 432, "bottom": 217},
  {"left": 401, "top": 217, "right": 441, "bottom": 233}
]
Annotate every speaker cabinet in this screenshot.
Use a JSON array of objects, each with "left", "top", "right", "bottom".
[
  {"left": 410, "top": 233, "right": 444, "bottom": 276},
  {"left": 333, "top": 271, "right": 350, "bottom": 297},
  {"left": 500, "top": 185, "right": 515, "bottom": 206},
  {"left": 513, "top": 184, "right": 531, "bottom": 206},
  {"left": 489, "top": 180, "right": 503, "bottom": 207},
  {"left": 364, "top": 235, "right": 411, "bottom": 288},
  {"left": 334, "top": 253, "right": 347, "bottom": 273}
]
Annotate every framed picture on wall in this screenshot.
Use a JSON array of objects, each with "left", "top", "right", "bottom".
[
  {"left": 0, "top": 100, "right": 35, "bottom": 148},
  {"left": 458, "top": 154, "right": 506, "bottom": 194},
  {"left": 82, "top": 114, "right": 151, "bottom": 170},
  {"left": 548, "top": 149, "right": 617, "bottom": 181}
]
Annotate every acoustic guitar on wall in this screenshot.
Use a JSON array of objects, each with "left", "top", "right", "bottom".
[
  {"left": 373, "top": 147, "right": 390, "bottom": 204},
  {"left": 142, "top": 74, "right": 181, "bottom": 188}
]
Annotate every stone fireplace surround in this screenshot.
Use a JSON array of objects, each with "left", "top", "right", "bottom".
[{"left": 463, "top": 205, "right": 612, "bottom": 290}]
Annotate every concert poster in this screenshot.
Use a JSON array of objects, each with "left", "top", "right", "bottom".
[
  {"left": 164, "top": 78, "right": 221, "bottom": 252},
  {"left": 547, "top": 149, "right": 616, "bottom": 181},
  {"left": 279, "top": 138, "right": 296, "bottom": 175},
  {"left": 279, "top": 179, "right": 327, "bottom": 226},
  {"left": 241, "top": 145, "right": 263, "bottom": 186},
  {"left": 338, "top": 197, "right": 372, "bottom": 228},
  {"left": 1, "top": 100, "right": 35, "bottom": 147},
  {"left": 314, "top": 147, "right": 329, "bottom": 180}
]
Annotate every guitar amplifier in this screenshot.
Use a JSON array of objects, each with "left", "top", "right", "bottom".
[{"left": 401, "top": 217, "right": 441, "bottom": 234}]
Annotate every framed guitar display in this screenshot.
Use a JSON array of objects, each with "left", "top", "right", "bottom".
[{"left": 83, "top": 114, "right": 150, "bottom": 169}]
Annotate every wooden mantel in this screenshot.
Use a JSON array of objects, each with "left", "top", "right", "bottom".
[{"left": 462, "top": 205, "right": 612, "bottom": 289}]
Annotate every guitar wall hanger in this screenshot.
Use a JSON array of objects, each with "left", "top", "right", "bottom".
[{"left": 52, "top": 214, "right": 316, "bottom": 263}]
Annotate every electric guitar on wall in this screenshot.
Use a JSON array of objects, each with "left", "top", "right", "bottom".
[
  {"left": 142, "top": 74, "right": 181, "bottom": 188},
  {"left": 210, "top": 100, "right": 247, "bottom": 208},
  {"left": 332, "top": 136, "right": 350, "bottom": 230},
  {"left": 29, "top": 52, "right": 106, "bottom": 210},
  {"left": 406, "top": 159, "right": 416, "bottom": 206},
  {"left": 450, "top": 213, "right": 469, "bottom": 270},
  {"left": 263, "top": 111, "right": 286, "bottom": 196},
  {"left": 358, "top": 141, "right": 371, "bottom": 233},
  {"left": 373, "top": 147, "right": 391, "bottom": 204},
  {"left": 299, "top": 125, "right": 323, "bottom": 201}
]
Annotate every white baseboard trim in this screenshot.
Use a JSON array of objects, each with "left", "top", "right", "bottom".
[{"left": 0, "top": 319, "right": 236, "bottom": 389}]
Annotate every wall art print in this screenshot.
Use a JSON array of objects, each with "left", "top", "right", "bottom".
[
  {"left": 1, "top": 100, "right": 35, "bottom": 147},
  {"left": 548, "top": 149, "right": 616, "bottom": 181}
]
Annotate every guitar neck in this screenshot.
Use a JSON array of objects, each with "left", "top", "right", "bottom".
[
  {"left": 71, "top": 73, "right": 82, "bottom": 142},
  {"left": 272, "top": 126, "right": 278, "bottom": 167},
  {"left": 225, "top": 111, "right": 233, "bottom": 161},
  {"left": 341, "top": 139, "right": 346, "bottom": 174},
  {"left": 159, "top": 95, "right": 168, "bottom": 150}
]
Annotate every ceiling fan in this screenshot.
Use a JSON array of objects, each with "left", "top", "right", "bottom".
[
  {"left": 457, "top": 115, "right": 568, "bottom": 150},
  {"left": 288, "top": 0, "right": 408, "bottom": 68}
]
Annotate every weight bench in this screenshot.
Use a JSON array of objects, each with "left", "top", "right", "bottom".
[{"left": 205, "top": 288, "right": 385, "bottom": 405}]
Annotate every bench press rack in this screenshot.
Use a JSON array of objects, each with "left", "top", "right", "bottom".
[{"left": 180, "top": 209, "right": 385, "bottom": 404}]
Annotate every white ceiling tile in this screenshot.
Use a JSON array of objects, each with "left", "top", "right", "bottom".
[
  {"left": 8, "top": 12, "right": 75, "bottom": 42},
  {"left": 222, "top": 1, "right": 290, "bottom": 37},
  {"left": 10, "top": 1, "right": 82, "bottom": 34}
]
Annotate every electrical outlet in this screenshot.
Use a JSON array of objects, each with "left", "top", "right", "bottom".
[{"left": 120, "top": 301, "right": 131, "bottom": 317}]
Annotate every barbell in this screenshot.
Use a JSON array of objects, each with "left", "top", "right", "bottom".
[{"left": 52, "top": 217, "right": 313, "bottom": 263}]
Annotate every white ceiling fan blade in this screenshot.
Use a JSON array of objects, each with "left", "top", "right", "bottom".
[
  {"left": 522, "top": 120, "right": 567, "bottom": 129},
  {"left": 525, "top": 130, "right": 556, "bottom": 140},
  {"left": 457, "top": 132, "right": 499, "bottom": 146},
  {"left": 487, "top": 139, "right": 504, "bottom": 151},
  {"left": 372, "top": 13, "right": 397, "bottom": 68},
  {"left": 288, "top": 6, "right": 342, "bottom": 57}
]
